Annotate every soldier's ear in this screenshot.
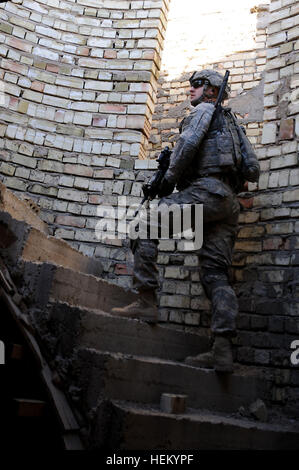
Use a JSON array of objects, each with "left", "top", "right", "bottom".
[{"left": 208, "top": 86, "right": 219, "bottom": 98}]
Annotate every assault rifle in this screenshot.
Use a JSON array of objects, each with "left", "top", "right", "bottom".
[
  {"left": 141, "top": 146, "right": 172, "bottom": 202},
  {"left": 134, "top": 146, "right": 172, "bottom": 217},
  {"left": 213, "top": 69, "right": 230, "bottom": 117}
]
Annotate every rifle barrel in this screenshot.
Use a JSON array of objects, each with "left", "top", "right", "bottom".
[{"left": 215, "top": 70, "right": 230, "bottom": 109}]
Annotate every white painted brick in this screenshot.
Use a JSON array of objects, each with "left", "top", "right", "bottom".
[
  {"left": 61, "top": 33, "right": 86, "bottom": 45},
  {"left": 36, "top": 25, "right": 61, "bottom": 40},
  {"left": 85, "top": 80, "right": 113, "bottom": 91},
  {"left": 270, "top": 0, "right": 282, "bottom": 12},
  {"left": 42, "top": 95, "right": 69, "bottom": 108},
  {"left": 261, "top": 123, "right": 277, "bottom": 144},
  {"left": 73, "top": 112, "right": 93, "bottom": 125},
  {"left": 33, "top": 46, "right": 59, "bottom": 61},
  {"left": 87, "top": 37, "right": 112, "bottom": 47},
  {"left": 267, "top": 31, "right": 287, "bottom": 46}
]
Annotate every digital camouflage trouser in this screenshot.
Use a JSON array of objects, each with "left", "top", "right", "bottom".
[{"left": 131, "top": 177, "right": 240, "bottom": 337}]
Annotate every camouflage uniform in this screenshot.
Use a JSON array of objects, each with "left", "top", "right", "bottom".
[
  {"left": 132, "top": 85, "right": 259, "bottom": 337},
  {"left": 132, "top": 174, "right": 240, "bottom": 336}
]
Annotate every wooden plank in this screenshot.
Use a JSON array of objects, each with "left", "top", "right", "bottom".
[
  {"left": 0, "top": 286, "right": 83, "bottom": 444},
  {"left": 0, "top": 268, "right": 14, "bottom": 294},
  {"left": 1, "top": 289, "right": 44, "bottom": 368},
  {"left": 14, "top": 398, "right": 45, "bottom": 417},
  {"left": 41, "top": 365, "right": 81, "bottom": 432}
]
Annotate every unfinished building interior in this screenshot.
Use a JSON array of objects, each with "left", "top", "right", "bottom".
[{"left": 0, "top": 0, "right": 299, "bottom": 450}]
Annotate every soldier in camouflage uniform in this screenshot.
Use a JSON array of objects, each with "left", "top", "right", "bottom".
[{"left": 111, "top": 69, "right": 260, "bottom": 373}]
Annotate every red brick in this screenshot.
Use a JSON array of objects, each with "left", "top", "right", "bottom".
[
  {"left": 31, "top": 81, "right": 45, "bottom": 92},
  {"left": 238, "top": 197, "right": 254, "bottom": 209},
  {"left": 126, "top": 115, "right": 146, "bottom": 129},
  {"left": 1, "top": 59, "right": 28, "bottom": 75},
  {"left": 279, "top": 119, "right": 294, "bottom": 141},
  {"left": 65, "top": 164, "right": 93, "bottom": 177},
  {"left": 142, "top": 50, "right": 155, "bottom": 60},
  {"left": 7, "top": 37, "right": 32, "bottom": 53},
  {"left": 77, "top": 46, "right": 90, "bottom": 56},
  {"left": 93, "top": 169, "right": 114, "bottom": 179},
  {"left": 46, "top": 64, "right": 59, "bottom": 73},
  {"left": 263, "top": 237, "right": 283, "bottom": 250},
  {"left": 92, "top": 117, "right": 107, "bottom": 127},
  {"left": 89, "top": 195, "right": 102, "bottom": 204},
  {"left": 9, "top": 97, "right": 19, "bottom": 110},
  {"left": 99, "top": 104, "right": 127, "bottom": 114},
  {"left": 114, "top": 264, "right": 133, "bottom": 275},
  {"left": 56, "top": 215, "right": 85, "bottom": 228},
  {"left": 104, "top": 50, "right": 117, "bottom": 59}
]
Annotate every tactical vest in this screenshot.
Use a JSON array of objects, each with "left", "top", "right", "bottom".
[
  {"left": 196, "top": 107, "right": 242, "bottom": 175},
  {"left": 176, "top": 107, "right": 242, "bottom": 191}
]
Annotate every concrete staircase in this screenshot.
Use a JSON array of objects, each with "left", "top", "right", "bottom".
[{"left": 1, "top": 183, "right": 299, "bottom": 450}]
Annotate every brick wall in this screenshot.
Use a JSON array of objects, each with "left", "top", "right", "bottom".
[
  {"left": 0, "top": 0, "right": 299, "bottom": 407},
  {"left": 146, "top": 1, "right": 299, "bottom": 409},
  {"left": 244, "top": 0, "right": 298, "bottom": 407},
  {"left": 0, "top": 0, "right": 169, "bottom": 262}
]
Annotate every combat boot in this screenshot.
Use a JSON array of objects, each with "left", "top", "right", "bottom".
[
  {"left": 184, "top": 336, "right": 234, "bottom": 373},
  {"left": 110, "top": 290, "right": 158, "bottom": 324}
]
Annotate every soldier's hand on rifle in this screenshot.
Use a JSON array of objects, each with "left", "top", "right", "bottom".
[{"left": 157, "top": 176, "right": 175, "bottom": 198}]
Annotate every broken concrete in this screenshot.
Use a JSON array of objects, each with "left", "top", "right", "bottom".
[
  {"left": 23, "top": 262, "right": 136, "bottom": 311},
  {"left": 0, "top": 182, "right": 48, "bottom": 234},
  {"left": 229, "top": 79, "right": 265, "bottom": 123},
  {"left": 0, "top": 212, "right": 103, "bottom": 278},
  {"left": 94, "top": 400, "right": 299, "bottom": 450},
  {"left": 69, "top": 348, "right": 268, "bottom": 414},
  {"left": 31, "top": 301, "right": 210, "bottom": 362},
  {"left": 249, "top": 398, "right": 268, "bottom": 422}
]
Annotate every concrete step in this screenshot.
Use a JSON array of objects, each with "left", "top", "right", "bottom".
[
  {"left": 0, "top": 211, "right": 103, "bottom": 277},
  {"left": 31, "top": 300, "right": 210, "bottom": 362},
  {"left": 0, "top": 182, "right": 48, "bottom": 234},
  {"left": 70, "top": 348, "right": 268, "bottom": 414},
  {"left": 95, "top": 400, "right": 299, "bottom": 450},
  {"left": 24, "top": 261, "right": 138, "bottom": 312}
]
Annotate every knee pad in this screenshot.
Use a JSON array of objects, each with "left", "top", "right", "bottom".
[
  {"left": 200, "top": 268, "right": 229, "bottom": 299},
  {"left": 131, "top": 238, "right": 158, "bottom": 257}
]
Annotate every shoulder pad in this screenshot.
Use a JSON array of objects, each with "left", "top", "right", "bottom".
[{"left": 193, "top": 102, "right": 215, "bottom": 113}]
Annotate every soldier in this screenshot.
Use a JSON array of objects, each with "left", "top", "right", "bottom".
[{"left": 111, "top": 69, "right": 260, "bottom": 373}]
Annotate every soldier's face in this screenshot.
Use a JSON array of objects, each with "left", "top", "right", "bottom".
[{"left": 189, "top": 84, "right": 204, "bottom": 107}]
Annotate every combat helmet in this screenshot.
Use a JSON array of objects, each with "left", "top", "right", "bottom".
[{"left": 189, "top": 69, "right": 230, "bottom": 100}]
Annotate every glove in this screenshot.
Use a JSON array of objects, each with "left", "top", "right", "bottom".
[{"left": 157, "top": 177, "right": 175, "bottom": 198}]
